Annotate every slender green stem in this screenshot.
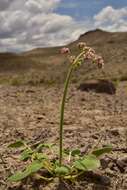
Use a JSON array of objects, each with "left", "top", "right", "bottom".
[
  {"left": 59, "top": 51, "right": 85, "bottom": 166},
  {"left": 59, "top": 64, "right": 74, "bottom": 166}
]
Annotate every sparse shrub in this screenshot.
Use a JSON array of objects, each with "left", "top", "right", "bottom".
[{"left": 8, "top": 42, "right": 112, "bottom": 184}]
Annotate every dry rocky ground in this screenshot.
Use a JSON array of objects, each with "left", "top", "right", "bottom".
[
  {"left": 0, "top": 29, "right": 127, "bottom": 190},
  {"left": 0, "top": 81, "right": 127, "bottom": 190}
]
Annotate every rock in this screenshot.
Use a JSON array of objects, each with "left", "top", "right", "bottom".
[
  {"left": 117, "top": 157, "right": 127, "bottom": 172},
  {"left": 100, "top": 158, "right": 111, "bottom": 169},
  {"left": 99, "top": 176, "right": 111, "bottom": 186},
  {"left": 110, "top": 129, "right": 120, "bottom": 136},
  {"left": 77, "top": 79, "right": 116, "bottom": 94},
  {"left": 80, "top": 97, "right": 86, "bottom": 101},
  {"left": 105, "top": 168, "right": 115, "bottom": 177},
  {"left": 84, "top": 171, "right": 111, "bottom": 186},
  {"left": 36, "top": 115, "right": 45, "bottom": 120},
  {"left": 91, "top": 133, "right": 99, "bottom": 139}
]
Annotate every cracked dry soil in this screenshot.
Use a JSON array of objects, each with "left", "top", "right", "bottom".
[{"left": 0, "top": 82, "right": 127, "bottom": 190}]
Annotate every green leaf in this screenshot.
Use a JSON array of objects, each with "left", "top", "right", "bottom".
[
  {"left": 36, "top": 143, "right": 54, "bottom": 152},
  {"left": 35, "top": 153, "right": 48, "bottom": 161},
  {"left": 8, "top": 160, "right": 44, "bottom": 182},
  {"left": 26, "top": 160, "right": 44, "bottom": 173},
  {"left": 55, "top": 166, "right": 70, "bottom": 176},
  {"left": 63, "top": 149, "right": 70, "bottom": 155},
  {"left": 8, "top": 170, "right": 30, "bottom": 182},
  {"left": 20, "top": 149, "right": 33, "bottom": 161},
  {"left": 74, "top": 155, "right": 100, "bottom": 171},
  {"left": 74, "top": 160, "right": 86, "bottom": 171},
  {"left": 43, "top": 143, "right": 54, "bottom": 148},
  {"left": 92, "top": 145, "right": 112, "bottom": 157},
  {"left": 71, "top": 149, "right": 81, "bottom": 156},
  {"left": 8, "top": 140, "right": 25, "bottom": 148},
  {"left": 53, "top": 159, "right": 59, "bottom": 167},
  {"left": 42, "top": 160, "right": 53, "bottom": 174}
]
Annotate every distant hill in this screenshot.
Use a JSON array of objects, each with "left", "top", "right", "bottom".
[{"left": 0, "top": 29, "right": 127, "bottom": 85}]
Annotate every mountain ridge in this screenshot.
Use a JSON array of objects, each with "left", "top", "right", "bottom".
[{"left": 0, "top": 29, "right": 127, "bottom": 85}]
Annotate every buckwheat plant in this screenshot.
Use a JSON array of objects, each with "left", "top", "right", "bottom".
[
  {"left": 59, "top": 42, "right": 104, "bottom": 166},
  {"left": 8, "top": 42, "right": 111, "bottom": 184}
]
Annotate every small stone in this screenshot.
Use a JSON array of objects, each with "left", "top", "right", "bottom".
[
  {"left": 99, "top": 176, "right": 111, "bottom": 186},
  {"left": 100, "top": 158, "right": 110, "bottom": 169},
  {"left": 80, "top": 97, "right": 86, "bottom": 101},
  {"left": 91, "top": 134, "right": 99, "bottom": 139},
  {"left": 92, "top": 184, "right": 109, "bottom": 190},
  {"left": 110, "top": 129, "right": 120, "bottom": 136},
  {"left": 117, "top": 156, "right": 127, "bottom": 172},
  {"left": 37, "top": 115, "right": 45, "bottom": 120},
  {"left": 86, "top": 172, "right": 111, "bottom": 186},
  {"left": 105, "top": 168, "right": 115, "bottom": 177}
]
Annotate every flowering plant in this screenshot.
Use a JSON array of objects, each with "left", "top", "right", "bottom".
[
  {"left": 8, "top": 42, "right": 111, "bottom": 184},
  {"left": 59, "top": 42, "right": 104, "bottom": 166}
]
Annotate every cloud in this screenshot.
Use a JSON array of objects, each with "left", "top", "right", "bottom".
[
  {"left": 0, "top": 2, "right": 127, "bottom": 52},
  {"left": 0, "top": 0, "right": 89, "bottom": 52},
  {"left": 0, "top": 0, "right": 14, "bottom": 11},
  {"left": 94, "top": 6, "right": 127, "bottom": 31},
  {"left": 25, "top": 0, "right": 60, "bottom": 13}
]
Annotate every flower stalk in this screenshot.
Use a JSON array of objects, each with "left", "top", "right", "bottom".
[
  {"left": 59, "top": 43, "right": 104, "bottom": 167},
  {"left": 59, "top": 64, "right": 73, "bottom": 166},
  {"left": 59, "top": 50, "right": 88, "bottom": 166}
]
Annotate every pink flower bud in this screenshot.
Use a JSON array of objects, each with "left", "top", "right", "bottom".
[
  {"left": 69, "top": 55, "right": 76, "bottom": 63},
  {"left": 60, "top": 47, "right": 70, "bottom": 54},
  {"left": 77, "top": 42, "right": 86, "bottom": 49},
  {"left": 98, "top": 60, "right": 104, "bottom": 69},
  {"left": 89, "top": 48, "right": 95, "bottom": 54},
  {"left": 83, "top": 46, "right": 91, "bottom": 51},
  {"left": 94, "top": 55, "right": 104, "bottom": 69},
  {"left": 83, "top": 49, "right": 95, "bottom": 60}
]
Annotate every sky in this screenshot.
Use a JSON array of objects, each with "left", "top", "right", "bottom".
[{"left": 0, "top": 0, "right": 127, "bottom": 52}]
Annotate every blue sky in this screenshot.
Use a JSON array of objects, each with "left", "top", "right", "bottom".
[
  {"left": 0, "top": 0, "right": 127, "bottom": 52},
  {"left": 57, "top": 0, "right": 127, "bottom": 20}
]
